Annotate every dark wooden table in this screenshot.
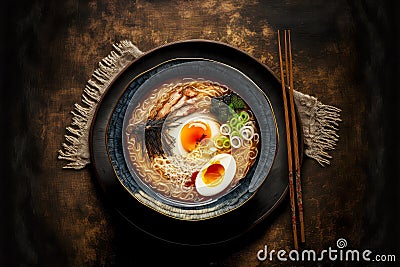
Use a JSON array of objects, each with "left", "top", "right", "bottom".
[{"left": 1, "top": 1, "right": 399, "bottom": 266}]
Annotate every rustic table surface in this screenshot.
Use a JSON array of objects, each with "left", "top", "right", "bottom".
[{"left": 1, "top": 0, "right": 399, "bottom": 266}]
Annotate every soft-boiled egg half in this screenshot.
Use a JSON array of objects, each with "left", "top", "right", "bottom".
[
  {"left": 166, "top": 113, "right": 221, "bottom": 156},
  {"left": 195, "top": 153, "right": 237, "bottom": 197}
]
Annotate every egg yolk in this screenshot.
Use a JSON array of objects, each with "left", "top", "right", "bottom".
[
  {"left": 180, "top": 121, "right": 211, "bottom": 152},
  {"left": 202, "top": 162, "right": 225, "bottom": 187}
]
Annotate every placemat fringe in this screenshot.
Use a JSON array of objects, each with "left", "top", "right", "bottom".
[
  {"left": 58, "top": 40, "right": 142, "bottom": 169},
  {"left": 301, "top": 97, "right": 342, "bottom": 166}
]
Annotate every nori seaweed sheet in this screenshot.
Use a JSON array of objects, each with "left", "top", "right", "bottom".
[{"left": 145, "top": 118, "right": 166, "bottom": 158}]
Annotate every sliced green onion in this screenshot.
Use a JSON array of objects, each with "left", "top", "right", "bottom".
[
  {"left": 238, "top": 111, "right": 250, "bottom": 122},
  {"left": 230, "top": 136, "right": 242, "bottom": 148},
  {"left": 220, "top": 124, "right": 231, "bottom": 135},
  {"left": 222, "top": 138, "right": 231, "bottom": 148},
  {"left": 244, "top": 121, "right": 254, "bottom": 127},
  {"left": 214, "top": 135, "right": 230, "bottom": 149},
  {"left": 233, "top": 121, "right": 244, "bottom": 132},
  {"left": 214, "top": 137, "right": 224, "bottom": 149},
  {"left": 240, "top": 126, "right": 255, "bottom": 140},
  {"left": 229, "top": 117, "right": 239, "bottom": 128}
]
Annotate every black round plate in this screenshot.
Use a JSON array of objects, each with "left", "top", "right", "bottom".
[{"left": 90, "top": 40, "right": 300, "bottom": 245}]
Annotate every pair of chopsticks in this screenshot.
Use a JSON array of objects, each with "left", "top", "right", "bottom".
[{"left": 277, "top": 29, "right": 305, "bottom": 250}]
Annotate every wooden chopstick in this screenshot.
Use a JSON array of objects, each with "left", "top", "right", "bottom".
[
  {"left": 286, "top": 30, "right": 305, "bottom": 243},
  {"left": 277, "top": 29, "right": 299, "bottom": 251},
  {"left": 278, "top": 29, "right": 306, "bottom": 249}
]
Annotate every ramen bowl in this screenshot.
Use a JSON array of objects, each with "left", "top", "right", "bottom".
[{"left": 107, "top": 60, "right": 277, "bottom": 220}]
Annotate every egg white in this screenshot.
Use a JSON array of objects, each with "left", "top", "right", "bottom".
[{"left": 195, "top": 153, "right": 237, "bottom": 197}]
